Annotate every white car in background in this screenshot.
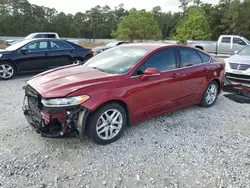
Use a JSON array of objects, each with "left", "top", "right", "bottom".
[{"left": 225, "top": 45, "right": 250, "bottom": 81}]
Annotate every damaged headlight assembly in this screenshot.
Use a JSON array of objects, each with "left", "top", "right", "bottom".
[{"left": 41, "top": 95, "right": 90, "bottom": 107}]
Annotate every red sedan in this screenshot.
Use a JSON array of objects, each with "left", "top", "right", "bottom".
[{"left": 23, "top": 43, "right": 225, "bottom": 145}]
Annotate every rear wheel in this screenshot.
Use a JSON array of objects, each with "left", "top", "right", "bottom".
[
  {"left": 200, "top": 81, "right": 219, "bottom": 108},
  {"left": 86, "top": 103, "right": 127, "bottom": 145},
  {"left": 0, "top": 62, "right": 16, "bottom": 80},
  {"left": 72, "top": 58, "right": 82, "bottom": 65}
]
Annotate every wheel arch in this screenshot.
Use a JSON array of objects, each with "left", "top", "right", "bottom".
[
  {"left": 87, "top": 99, "right": 131, "bottom": 127},
  {"left": 0, "top": 60, "right": 18, "bottom": 71},
  {"left": 211, "top": 78, "right": 221, "bottom": 93}
]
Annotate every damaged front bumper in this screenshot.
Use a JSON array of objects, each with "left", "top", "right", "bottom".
[{"left": 22, "top": 85, "right": 90, "bottom": 138}]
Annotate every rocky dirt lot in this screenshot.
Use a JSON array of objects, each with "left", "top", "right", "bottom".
[{"left": 0, "top": 75, "right": 250, "bottom": 188}]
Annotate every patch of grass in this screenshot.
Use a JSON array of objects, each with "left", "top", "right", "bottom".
[{"left": 79, "top": 41, "right": 107, "bottom": 48}]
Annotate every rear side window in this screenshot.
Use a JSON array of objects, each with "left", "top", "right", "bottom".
[
  {"left": 197, "top": 51, "right": 211, "bottom": 63},
  {"left": 50, "top": 41, "right": 73, "bottom": 50},
  {"left": 47, "top": 34, "right": 57, "bottom": 38},
  {"left": 34, "top": 34, "right": 45, "bottom": 38},
  {"left": 221, "top": 37, "right": 231, "bottom": 43},
  {"left": 179, "top": 48, "right": 202, "bottom": 67}
]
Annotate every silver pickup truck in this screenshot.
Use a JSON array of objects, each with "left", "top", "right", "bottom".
[{"left": 188, "top": 35, "right": 250, "bottom": 56}]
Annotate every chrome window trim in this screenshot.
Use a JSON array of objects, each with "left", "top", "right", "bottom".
[
  {"left": 130, "top": 59, "right": 211, "bottom": 79},
  {"left": 49, "top": 40, "right": 74, "bottom": 51},
  {"left": 18, "top": 41, "right": 49, "bottom": 53}
]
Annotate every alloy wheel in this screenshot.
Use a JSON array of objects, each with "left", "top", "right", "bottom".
[
  {"left": 96, "top": 109, "right": 123, "bottom": 140},
  {"left": 73, "top": 60, "right": 82, "bottom": 65},
  {"left": 206, "top": 84, "right": 218, "bottom": 105},
  {"left": 0, "top": 64, "right": 14, "bottom": 79}
]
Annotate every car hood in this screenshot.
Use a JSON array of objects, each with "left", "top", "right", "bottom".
[
  {"left": 227, "top": 55, "right": 250, "bottom": 64},
  {"left": 27, "top": 65, "right": 119, "bottom": 98}
]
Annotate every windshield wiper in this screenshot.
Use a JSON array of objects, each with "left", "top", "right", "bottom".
[
  {"left": 92, "top": 67, "right": 108, "bottom": 73},
  {"left": 92, "top": 67, "right": 116, "bottom": 74}
]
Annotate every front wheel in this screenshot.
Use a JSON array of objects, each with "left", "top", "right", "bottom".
[
  {"left": 200, "top": 81, "right": 219, "bottom": 108},
  {"left": 86, "top": 103, "right": 127, "bottom": 145},
  {"left": 0, "top": 62, "right": 16, "bottom": 80}
]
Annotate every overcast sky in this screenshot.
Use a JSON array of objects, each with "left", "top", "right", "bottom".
[{"left": 28, "top": 0, "right": 220, "bottom": 14}]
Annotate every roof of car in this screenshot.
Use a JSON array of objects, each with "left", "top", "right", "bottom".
[
  {"left": 24, "top": 38, "right": 66, "bottom": 42},
  {"left": 123, "top": 43, "right": 186, "bottom": 50},
  {"left": 31, "top": 32, "right": 58, "bottom": 34}
]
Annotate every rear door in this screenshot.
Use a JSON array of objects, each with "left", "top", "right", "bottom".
[
  {"left": 17, "top": 41, "right": 50, "bottom": 72},
  {"left": 127, "top": 48, "right": 182, "bottom": 119},
  {"left": 47, "top": 40, "right": 74, "bottom": 69},
  {"left": 177, "top": 47, "right": 210, "bottom": 106},
  {"left": 217, "top": 36, "right": 232, "bottom": 54}
]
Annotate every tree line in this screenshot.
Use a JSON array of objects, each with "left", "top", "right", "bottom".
[{"left": 0, "top": 0, "right": 250, "bottom": 43}]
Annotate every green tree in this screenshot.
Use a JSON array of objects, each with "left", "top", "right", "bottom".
[
  {"left": 174, "top": 8, "right": 211, "bottom": 44},
  {"left": 112, "top": 9, "right": 162, "bottom": 42}
]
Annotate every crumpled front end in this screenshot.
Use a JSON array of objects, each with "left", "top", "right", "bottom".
[{"left": 22, "top": 85, "right": 90, "bottom": 138}]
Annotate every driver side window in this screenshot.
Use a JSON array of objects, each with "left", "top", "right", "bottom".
[
  {"left": 132, "top": 48, "right": 177, "bottom": 76},
  {"left": 23, "top": 41, "right": 49, "bottom": 52}
]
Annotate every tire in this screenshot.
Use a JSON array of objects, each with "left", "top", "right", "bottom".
[
  {"left": 86, "top": 103, "right": 127, "bottom": 145},
  {"left": 82, "top": 54, "right": 93, "bottom": 63},
  {"left": 72, "top": 58, "right": 82, "bottom": 65},
  {"left": 0, "top": 62, "right": 16, "bottom": 80},
  {"left": 200, "top": 81, "right": 219, "bottom": 108}
]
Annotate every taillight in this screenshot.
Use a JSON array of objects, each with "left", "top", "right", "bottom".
[{"left": 90, "top": 49, "right": 94, "bottom": 54}]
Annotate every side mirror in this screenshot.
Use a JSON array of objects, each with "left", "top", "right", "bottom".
[
  {"left": 234, "top": 50, "right": 239, "bottom": 54},
  {"left": 20, "top": 48, "right": 28, "bottom": 54},
  {"left": 141, "top": 68, "right": 161, "bottom": 80}
]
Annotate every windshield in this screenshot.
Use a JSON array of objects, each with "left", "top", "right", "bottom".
[
  {"left": 238, "top": 45, "right": 250, "bottom": 56},
  {"left": 6, "top": 40, "right": 30, "bottom": 51},
  {"left": 84, "top": 46, "right": 150, "bottom": 74},
  {"left": 105, "top": 42, "right": 118, "bottom": 47}
]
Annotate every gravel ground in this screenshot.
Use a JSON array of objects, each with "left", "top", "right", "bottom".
[{"left": 0, "top": 74, "right": 250, "bottom": 188}]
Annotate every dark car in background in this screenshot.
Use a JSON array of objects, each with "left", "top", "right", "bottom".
[
  {"left": 92, "top": 41, "right": 129, "bottom": 55},
  {"left": 0, "top": 38, "right": 93, "bottom": 80}
]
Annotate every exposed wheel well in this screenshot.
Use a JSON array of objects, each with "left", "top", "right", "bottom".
[
  {"left": 211, "top": 79, "right": 221, "bottom": 93},
  {"left": 195, "top": 46, "right": 204, "bottom": 50}
]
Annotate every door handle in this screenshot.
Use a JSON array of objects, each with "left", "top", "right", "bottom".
[
  {"left": 203, "top": 68, "right": 209, "bottom": 72},
  {"left": 170, "top": 73, "right": 180, "bottom": 78}
]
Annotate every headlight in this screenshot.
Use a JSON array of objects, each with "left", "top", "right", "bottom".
[
  {"left": 0, "top": 54, "right": 2, "bottom": 58},
  {"left": 224, "top": 59, "right": 229, "bottom": 69},
  {"left": 41, "top": 95, "right": 90, "bottom": 107}
]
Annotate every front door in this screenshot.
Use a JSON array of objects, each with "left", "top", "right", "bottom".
[
  {"left": 17, "top": 41, "right": 50, "bottom": 72},
  {"left": 126, "top": 48, "right": 181, "bottom": 120}
]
